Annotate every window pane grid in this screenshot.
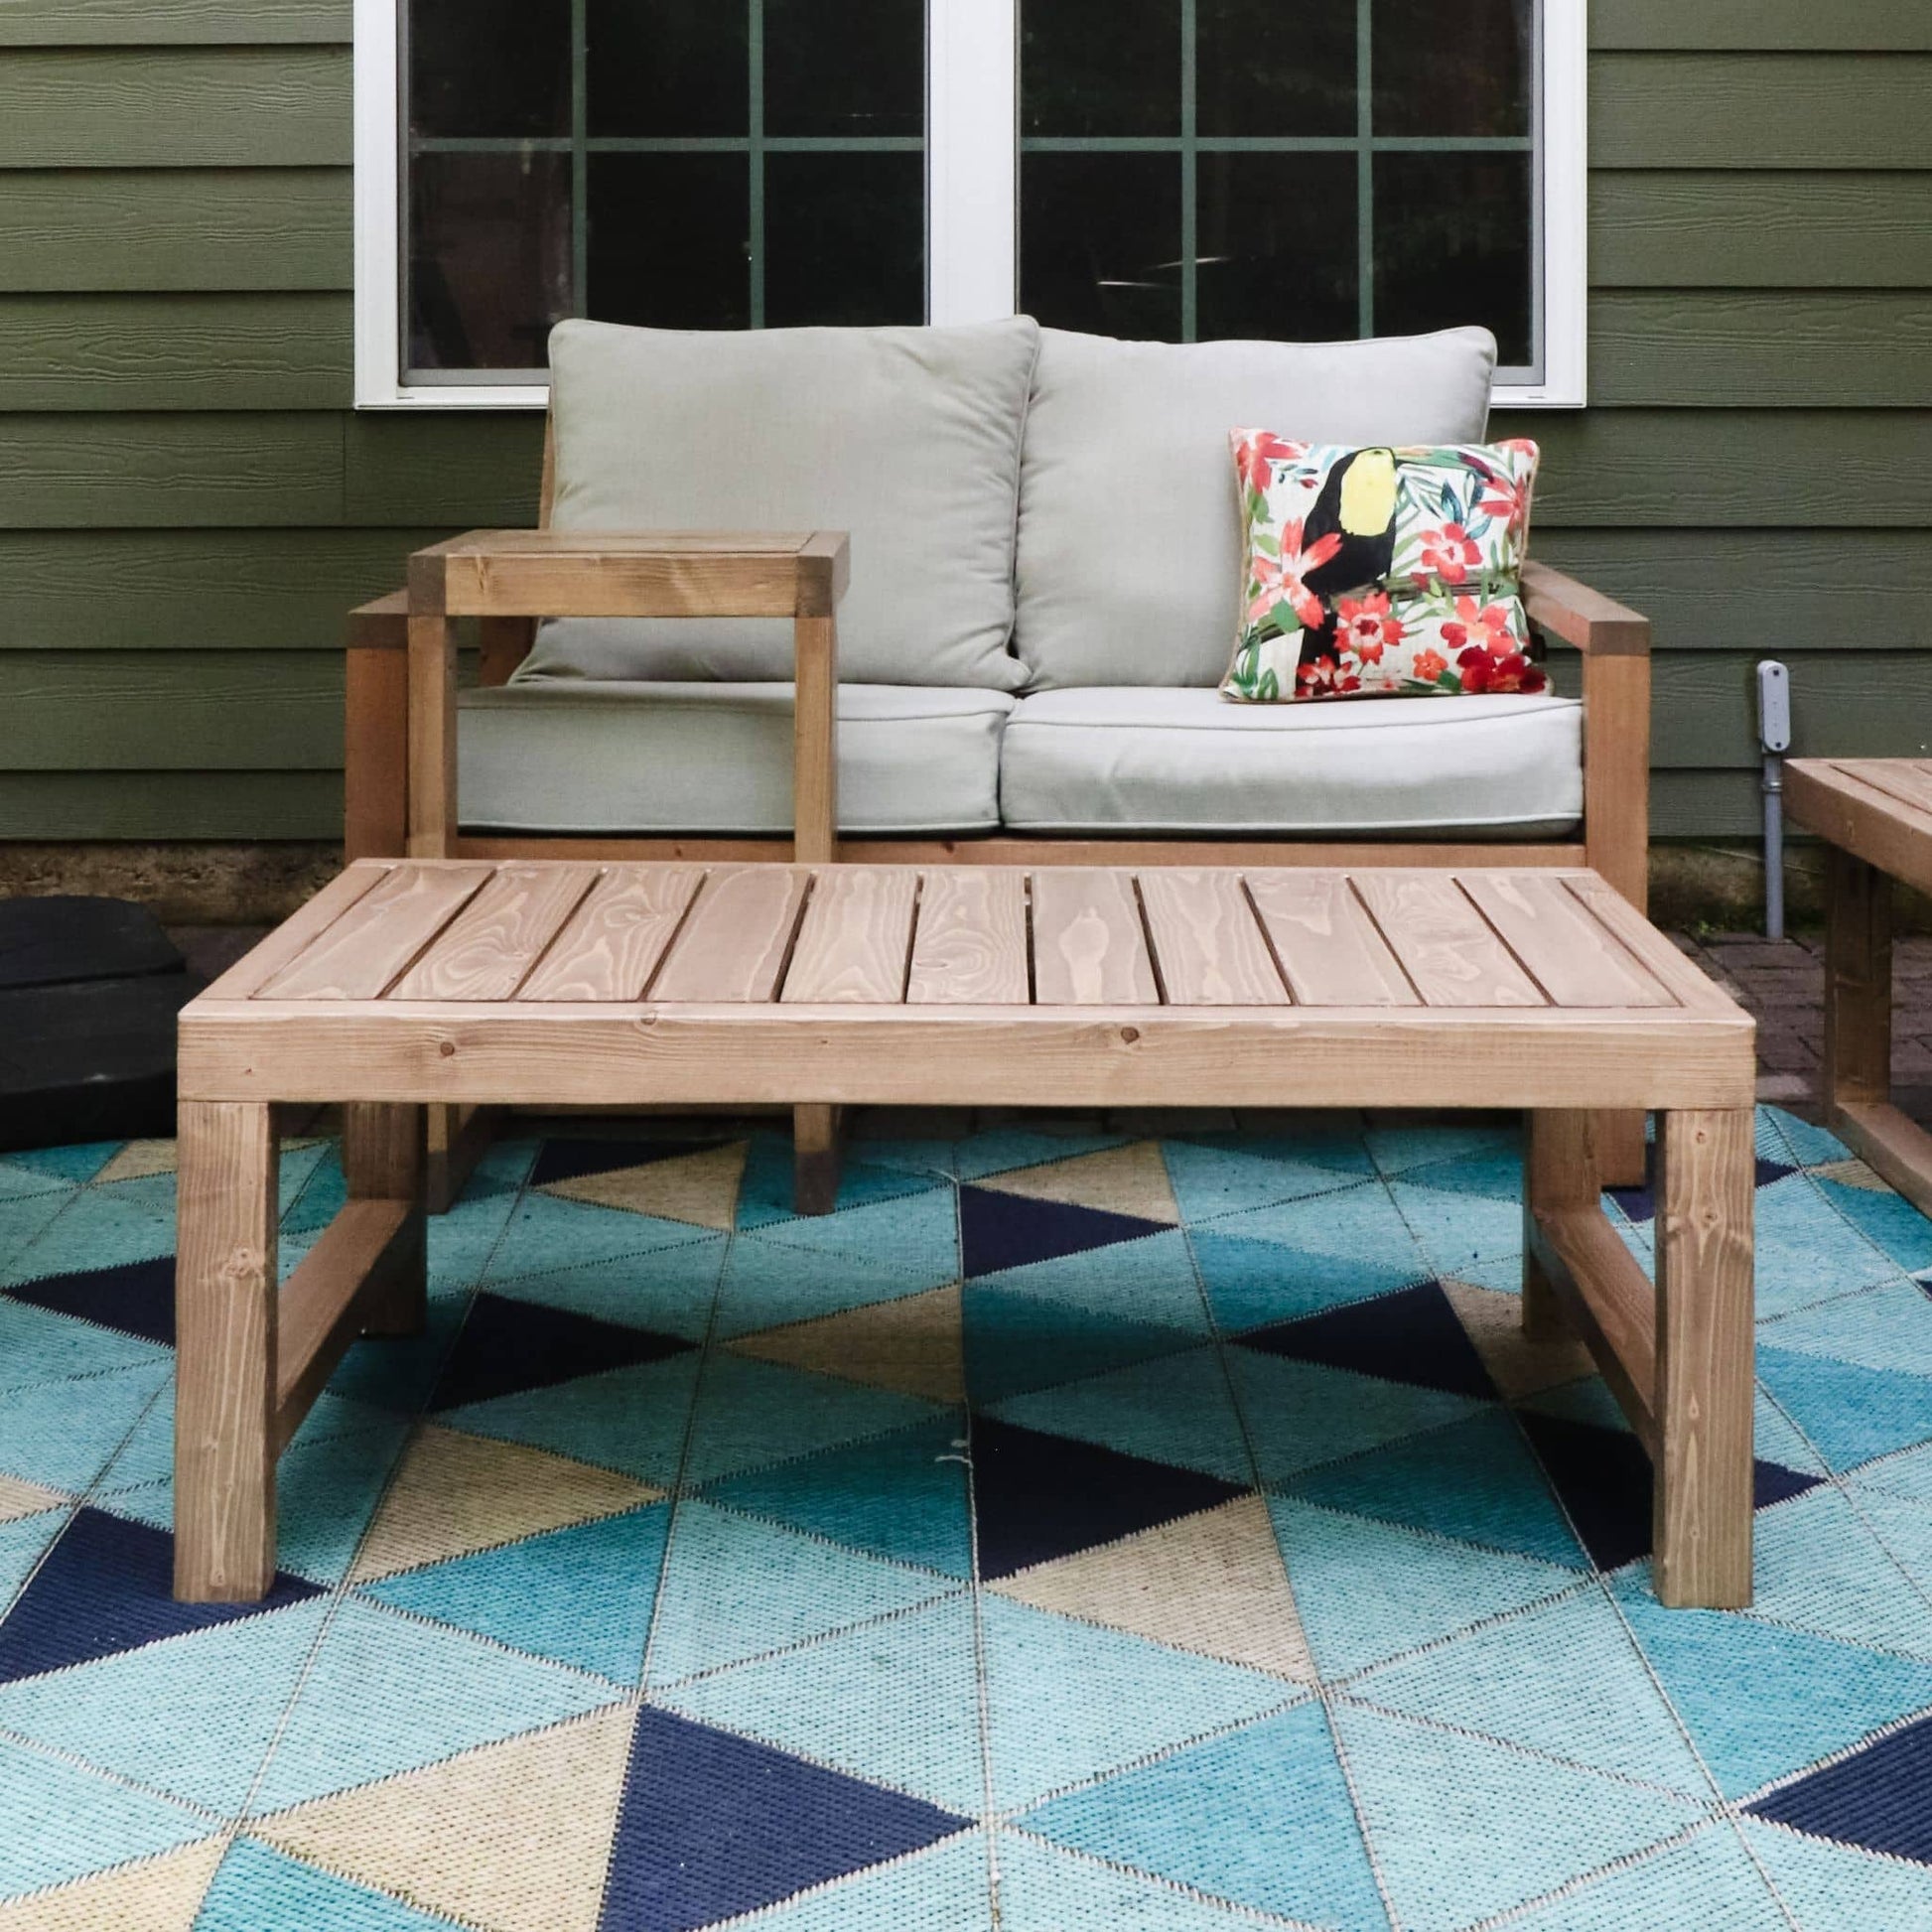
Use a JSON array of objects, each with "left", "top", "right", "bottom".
[
  {"left": 1018, "top": 0, "right": 1537, "bottom": 366},
  {"left": 404, "top": 0, "right": 926, "bottom": 374}
]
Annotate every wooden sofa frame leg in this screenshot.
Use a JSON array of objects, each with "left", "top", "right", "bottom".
[
  {"left": 1583, "top": 644, "right": 1653, "bottom": 1190},
  {"left": 1523, "top": 1105, "right": 1753, "bottom": 1608},
  {"left": 1822, "top": 847, "right": 1932, "bottom": 1218},
  {"left": 176, "top": 1101, "right": 427, "bottom": 1601}
]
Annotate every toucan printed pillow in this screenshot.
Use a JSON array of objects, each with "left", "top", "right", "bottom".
[{"left": 1220, "top": 433, "right": 1544, "bottom": 703}]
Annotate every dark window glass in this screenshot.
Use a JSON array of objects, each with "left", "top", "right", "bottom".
[
  {"left": 765, "top": 0, "right": 923, "bottom": 138},
  {"left": 409, "top": 0, "right": 570, "bottom": 136},
  {"left": 765, "top": 153, "right": 924, "bottom": 325},
  {"left": 1374, "top": 152, "right": 1533, "bottom": 365},
  {"left": 587, "top": 0, "right": 748, "bottom": 138},
  {"left": 408, "top": 152, "right": 572, "bottom": 371},
  {"left": 1373, "top": 0, "right": 1532, "bottom": 137},
  {"left": 1196, "top": 153, "right": 1356, "bottom": 343},
  {"left": 1023, "top": 0, "right": 1179, "bottom": 137},
  {"left": 1197, "top": 0, "right": 1356, "bottom": 139},
  {"left": 1021, "top": 153, "right": 1180, "bottom": 340},
  {"left": 588, "top": 154, "right": 751, "bottom": 329}
]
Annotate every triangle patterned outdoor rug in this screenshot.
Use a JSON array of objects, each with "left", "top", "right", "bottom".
[{"left": 0, "top": 1107, "right": 1931, "bottom": 1927}]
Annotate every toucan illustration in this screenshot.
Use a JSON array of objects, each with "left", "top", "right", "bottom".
[{"left": 1302, "top": 447, "right": 1399, "bottom": 600}]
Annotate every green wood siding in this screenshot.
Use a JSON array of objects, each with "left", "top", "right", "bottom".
[{"left": 0, "top": 24, "right": 1927, "bottom": 842}]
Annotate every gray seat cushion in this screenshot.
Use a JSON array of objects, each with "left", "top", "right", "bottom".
[
  {"left": 458, "top": 680, "right": 1014, "bottom": 836},
  {"left": 998, "top": 687, "right": 1583, "bottom": 837},
  {"left": 517, "top": 317, "right": 1040, "bottom": 691},
  {"left": 1015, "top": 327, "right": 1499, "bottom": 691}
]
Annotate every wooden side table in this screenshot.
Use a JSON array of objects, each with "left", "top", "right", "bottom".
[{"left": 1786, "top": 758, "right": 1932, "bottom": 1218}]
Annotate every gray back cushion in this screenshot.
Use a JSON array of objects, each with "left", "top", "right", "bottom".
[
  {"left": 1014, "top": 326, "right": 1497, "bottom": 690},
  {"left": 518, "top": 317, "right": 1040, "bottom": 690}
]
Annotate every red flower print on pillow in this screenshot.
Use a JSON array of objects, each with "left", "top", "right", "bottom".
[
  {"left": 1440, "top": 596, "right": 1514, "bottom": 656},
  {"left": 1337, "top": 592, "right": 1404, "bottom": 665},
  {"left": 1234, "top": 430, "right": 1300, "bottom": 498},
  {"left": 1415, "top": 523, "right": 1482, "bottom": 586},
  {"left": 1247, "top": 519, "right": 1343, "bottom": 631}
]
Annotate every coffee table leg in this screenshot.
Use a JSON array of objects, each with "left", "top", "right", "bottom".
[
  {"left": 345, "top": 1103, "right": 428, "bottom": 1336},
  {"left": 794, "top": 1104, "right": 845, "bottom": 1216},
  {"left": 1824, "top": 845, "right": 1891, "bottom": 1114},
  {"left": 1653, "top": 1107, "right": 1754, "bottom": 1609},
  {"left": 1522, "top": 1110, "right": 1592, "bottom": 1340},
  {"left": 175, "top": 1100, "right": 278, "bottom": 1602}
]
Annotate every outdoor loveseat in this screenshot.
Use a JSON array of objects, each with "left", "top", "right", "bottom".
[{"left": 343, "top": 315, "right": 1653, "bottom": 1197}]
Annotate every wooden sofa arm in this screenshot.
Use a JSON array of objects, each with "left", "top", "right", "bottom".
[
  {"left": 1522, "top": 560, "right": 1651, "bottom": 658},
  {"left": 401, "top": 529, "right": 848, "bottom": 863},
  {"left": 345, "top": 591, "right": 408, "bottom": 862},
  {"left": 1519, "top": 561, "right": 1653, "bottom": 915}
]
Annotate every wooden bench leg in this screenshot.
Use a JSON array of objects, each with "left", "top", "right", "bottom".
[
  {"left": 794, "top": 1104, "right": 845, "bottom": 1216},
  {"left": 345, "top": 1102, "right": 427, "bottom": 1337},
  {"left": 426, "top": 1102, "right": 493, "bottom": 1214},
  {"left": 1523, "top": 1109, "right": 1591, "bottom": 1340},
  {"left": 1653, "top": 1106, "right": 1754, "bottom": 1609},
  {"left": 1825, "top": 846, "right": 1891, "bottom": 1108},
  {"left": 1820, "top": 844, "right": 1932, "bottom": 1216},
  {"left": 175, "top": 1100, "right": 278, "bottom": 1603},
  {"left": 1592, "top": 1109, "right": 1649, "bottom": 1190}
]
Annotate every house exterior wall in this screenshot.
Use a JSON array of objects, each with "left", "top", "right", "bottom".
[{"left": 0, "top": 0, "right": 1927, "bottom": 844}]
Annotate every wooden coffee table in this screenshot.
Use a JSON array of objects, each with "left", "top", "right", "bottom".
[
  {"left": 1788, "top": 758, "right": 1932, "bottom": 1219},
  {"left": 175, "top": 860, "right": 1756, "bottom": 1607}
]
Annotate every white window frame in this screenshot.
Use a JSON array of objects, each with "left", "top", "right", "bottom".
[{"left": 354, "top": 0, "right": 1585, "bottom": 409}]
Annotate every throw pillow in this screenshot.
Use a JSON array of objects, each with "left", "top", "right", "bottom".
[{"left": 1220, "top": 433, "right": 1544, "bottom": 703}]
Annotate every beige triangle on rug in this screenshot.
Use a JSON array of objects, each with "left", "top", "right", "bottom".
[
  {"left": 1813, "top": 1157, "right": 1890, "bottom": 1193},
  {"left": 349, "top": 1425, "right": 661, "bottom": 1583},
  {"left": 0, "top": 1834, "right": 224, "bottom": 1932},
  {"left": 257, "top": 1706, "right": 635, "bottom": 1932},
  {"left": 991, "top": 1494, "right": 1313, "bottom": 1681},
  {"left": 729, "top": 1284, "right": 964, "bottom": 1404},
  {"left": 975, "top": 1142, "right": 1178, "bottom": 1224},
  {"left": 539, "top": 1142, "right": 748, "bottom": 1230},
  {"left": 1442, "top": 1280, "right": 1595, "bottom": 1401},
  {"left": 92, "top": 1140, "right": 181, "bottom": 1184},
  {"left": 0, "top": 1472, "right": 68, "bottom": 1524}
]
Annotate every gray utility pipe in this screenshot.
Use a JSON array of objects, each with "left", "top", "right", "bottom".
[{"left": 1757, "top": 660, "right": 1791, "bottom": 942}]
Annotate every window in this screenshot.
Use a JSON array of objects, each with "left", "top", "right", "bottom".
[{"left": 354, "top": 0, "right": 1584, "bottom": 407}]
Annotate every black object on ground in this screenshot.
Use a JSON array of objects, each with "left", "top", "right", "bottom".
[{"left": 0, "top": 897, "right": 204, "bottom": 1152}]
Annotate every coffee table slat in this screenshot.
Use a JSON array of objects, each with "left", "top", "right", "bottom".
[
  {"left": 389, "top": 864, "right": 602, "bottom": 1002},
  {"left": 782, "top": 868, "right": 921, "bottom": 1005},
  {"left": 906, "top": 870, "right": 1030, "bottom": 1006},
  {"left": 1562, "top": 877, "right": 1740, "bottom": 1014},
  {"left": 1138, "top": 871, "right": 1289, "bottom": 1007},
  {"left": 1244, "top": 873, "right": 1420, "bottom": 1007},
  {"left": 1836, "top": 759, "right": 1932, "bottom": 822},
  {"left": 1460, "top": 874, "right": 1676, "bottom": 1009},
  {"left": 1031, "top": 870, "right": 1160, "bottom": 1006},
  {"left": 650, "top": 867, "right": 812, "bottom": 1004},
  {"left": 1351, "top": 873, "right": 1546, "bottom": 1009},
  {"left": 258, "top": 863, "right": 495, "bottom": 1001},
  {"left": 516, "top": 866, "right": 706, "bottom": 1002}
]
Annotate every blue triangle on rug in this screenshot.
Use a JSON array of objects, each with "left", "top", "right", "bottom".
[
  {"left": 5, "top": 1254, "right": 176, "bottom": 1347},
  {"left": 0, "top": 1507, "right": 320, "bottom": 1685},
  {"left": 971, "top": 1416, "right": 1243, "bottom": 1581},
  {"left": 429, "top": 1291, "right": 695, "bottom": 1410},
  {"left": 599, "top": 1706, "right": 971, "bottom": 1932},
  {"left": 1518, "top": 1411, "right": 1823, "bottom": 1571},
  {"left": 1237, "top": 1280, "right": 1497, "bottom": 1399},
  {"left": 531, "top": 1138, "right": 727, "bottom": 1188},
  {"left": 1747, "top": 1711, "right": 1932, "bottom": 1863},
  {"left": 958, "top": 1188, "right": 1168, "bottom": 1280}
]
